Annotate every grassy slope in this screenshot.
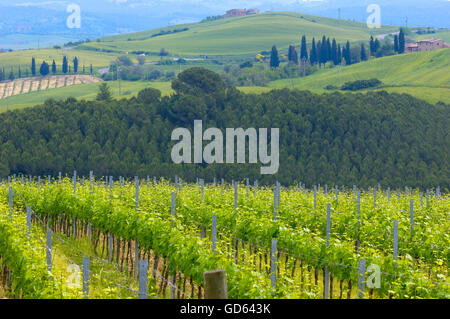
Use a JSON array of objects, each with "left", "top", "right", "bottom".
[
  {"left": 79, "top": 12, "right": 398, "bottom": 56},
  {"left": 0, "top": 81, "right": 173, "bottom": 113},
  {"left": 0, "top": 48, "right": 162, "bottom": 71},
  {"left": 415, "top": 30, "right": 450, "bottom": 43},
  {"left": 269, "top": 49, "right": 450, "bottom": 104}
]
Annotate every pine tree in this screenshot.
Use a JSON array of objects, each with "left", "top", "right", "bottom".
[
  {"left": 62, "top": 56, "right": 68, "bottom": 74},
  {"left": 300, "top": 35, "right": 308, "bottom": 61},
  {"left": 31, "top": 57, "right": 36, "bottom": 76},
  {"left": 398, "top": 28, "right": 405, "bottom": 54},
  {"left": 96, "top": 83, "right": 112, "bottom": 101},
  {"left": 394, "top": 34, "right": 399, "bottom": 53},
  {"left": 73, "top": 57, "right": 79, "bottom": 73},
  {"left": 270, "top": 45, "right": 280, "bottom": 68},
  {"left": 361, "top": 43, "right": 367, "bottom": 61},
  {"left": 52, "top": 60, "right": 57, "bottom": 74},
  {"left": 332, "top": 39, "right": 338, "bottom": 65},
  {"left": 310, "top": 38, "right": 317, "bottom": 65}
]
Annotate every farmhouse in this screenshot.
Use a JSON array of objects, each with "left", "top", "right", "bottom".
[
  {"left": 225, "top": 8, "right": 260, "bottom": 17},
  {"left": 406, "top": 38, "right": 450, "bottom": 53}
]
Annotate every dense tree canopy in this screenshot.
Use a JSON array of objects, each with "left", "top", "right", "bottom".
[{"left": 0, "top": 68, "right": 448, "bottom": 189}]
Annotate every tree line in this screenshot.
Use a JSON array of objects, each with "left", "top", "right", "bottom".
[
  {"left": 0, "top": 67, "right": 448, "bottom": 189},
  {"left": 269, "top": 28, "right": 407, "bottom": 69},
  {"left": 0, "top": 57, "right": 93, "bottom": 81}
]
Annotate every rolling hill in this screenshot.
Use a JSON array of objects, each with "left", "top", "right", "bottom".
[
  {"left": 78, "top": 11, "right": 399, "bottom": 56},
  {"left": 269, "top": 49, "right": 450, "bottom": 104}
]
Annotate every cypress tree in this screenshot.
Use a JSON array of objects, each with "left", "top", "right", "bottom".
[
  {"left": 327, "top": 38, "right": 332, "bottom": 62},
  {"left": 316, "top": 40, "right": 322, "bottom": 67},
  {"left": 83, "top": 65, "right": 86, "bottom": 74},
  {"left": 337, "top": 44, "right": 342, "bottom": 64},
  {"left": 369, "top": 36, "right": 375, "bottom": 56},
  {"left": 394, "top": 34, "right": 399, "bottom": 53},
  {"left": 8, "top": 69, "right": 14, "bottom": 81},
  {"left": 288, "top": 45, "right": 298, "bottom": 64},
  {"left": 52, "top": 60, "right": 57, "bottom": 74},
  {"left": 62, "top": 56, "right": 68, "bottom": 74},
  {"left": 270, "top": 45, "right": 280, "bottom": 68},
  {"left": 39, "top": 61, "right": 49, "bottom": 76},
  {"left": 31, "top": 57, "right": 36, "bottom": 76},
  {"left": 331, "top": 39, "right": 338, "bottom": 65},
  {"left": 320, "top": 35, "right": 328, "bottom": 66},
  {"left": 18, "top": 66, "right": 21, "bottom": 78},
  {"left": 374, "top": 39, "right": 381, "bottom": 53},
  {"left": 310, "top": 38, "right": 317, "bottom": 65},
  {"left": 90, "top": 64, "right": 93, "bottom": 75},
  {"left": 361, "top": 43, "right": 367, "bottom": 61},
  {"left": 73, "top": 57, "right": 79, "bottom": 73},
  {"left": 300, "top": 35, "right": 308, "bottom": 61},
  {"left": 344, "top": 41, "right": 351, "bottom": 65},
  {"left": 399, "top": 28, "right": 405, "bottom": 54}
]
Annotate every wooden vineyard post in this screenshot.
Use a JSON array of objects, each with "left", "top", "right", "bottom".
[
  {"left": 171, "top": 192, "right": 176, "bottom": 228},
  {"left": 374, "top": 188, "right": 377, "bottom": 207},
  {"left": 426, "top": 189, "right": 429, "bottom": 208},
  {"left": 410, "top": 199, "right": 414, "bottom": 236},
  {"left": 139, "top": 260, "right": 149, "bottom": 299},
  {"left": 221, "top": 178, "right": 224, "bottom": 194},
  {"left": 358, "top": 259, "right": 366, "bottom": 299},
  {"left": 200, "top": 178, "right": 204, "bottom": 202},
  {"left": 270, "top": 238, "right": 277, "bottom": 295},
  {"left": 393, "top": 220, "right": 398, "bottom": 267},
  {"left": 26, "top": 206, "right": 31, "bottom": 239},
  {"left": 204, "top": 270, "right": 227, "bottom": 299},
  {"left": 335, "top": 185, "right": 338, "bottom": 203},
  {"left": 89, "top": 171, "right": 93, "bottom": 193},
  {"left": 83, "top": 257, "right": 90, "bottom": 299},
  {"left": 59, "top": 172, "right": 62, "bottom": 183},
  {"left": 387, "top": 187, "right": 390, "bottom": 203},
  {"left": 8, "top": 186, "right": 13, "bottom": 219},
  {"left": 324, "top": 204, "right": 331, "bottom": 299},
  {"left": 135, "top": 177, "right": 139, "bottom": 279},
  {"left": 234, "top": 181, "right": 238, "bottom": 213},
  {"left": 420, "top": 193, "right": 423, "bottom": 210},
  {"left": 356, "top": 191, "right": 361, "bottom": 252},
  {"left": 314, "top": 185, "right": 317, "bottom": 210},
  {"left": 47, "top": 228, "right": 52, "bottom": 274},
  {"left": 109, "top": 233, "right": 113, "bottom": 262},
  {"left": 273, "top": 186, "right": 278, "bottom": 221},
  {"left": 246, "top": 178, "right": 249, "bottom": 198},
  {"left": 212, "top": 215, "right": 217, "bottom": 254}
]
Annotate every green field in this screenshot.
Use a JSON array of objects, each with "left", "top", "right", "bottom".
[
  {"left": 415, "top": 30, "right": 450, "bottom": 43},
  {"left": 79, "top": 12, "right": 399, "bottom": 56},
  {"left": 269, "top": 49, "right": 450, "bottom": 104},
  {"left": 0, "top": 81, "right": 173, "bottom": 112}
]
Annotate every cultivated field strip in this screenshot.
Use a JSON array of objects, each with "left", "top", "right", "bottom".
[{"left": 0, "top": 75, "right": 101, "bottom": 99}]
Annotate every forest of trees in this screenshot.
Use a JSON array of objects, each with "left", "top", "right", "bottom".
[{"left": 0, "top": 67, "right": 448, "bottom": 189}]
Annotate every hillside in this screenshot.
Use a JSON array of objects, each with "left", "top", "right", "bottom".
[
  {"left": 269, "top": 49, "right": 450, "bottom": 104},
  {"left": 78, "top": 11, "right": 399, "bottom": 56},
  {"left": 0, "top": 68, "right": 448, "bottom": 188}
]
